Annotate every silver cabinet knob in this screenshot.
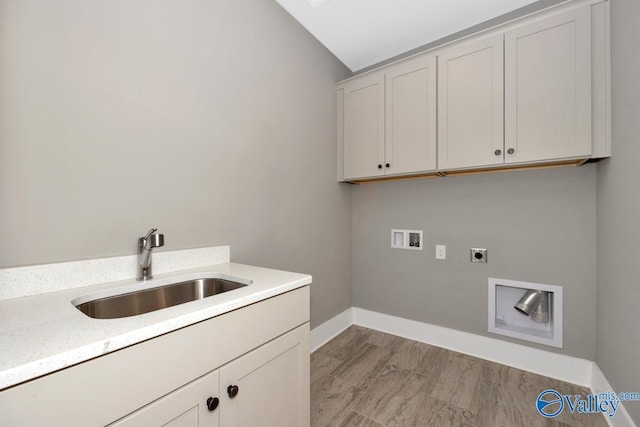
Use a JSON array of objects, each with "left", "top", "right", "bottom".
[
  {"left": 494, "top": 149, "right": 502, "bottom": 156},
  {"left": 507, "top": 148, "right": 515, "bottom": 155}
]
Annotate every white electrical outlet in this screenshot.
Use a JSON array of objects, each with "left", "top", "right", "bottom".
[{"left": 436, "top": 245, "right": 446, "bottom": 260}]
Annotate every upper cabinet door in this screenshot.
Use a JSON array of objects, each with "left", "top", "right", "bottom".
[
  {"left": 385, "top": 54, "right": 437, "bottom": 175},
  {"left": 343, "top": 73, "right": 385, "bottom": 180},
  {"left": 438, "top": 34, "right": 504, "bottom": 170},
  {"left": 504, "top": 6, "right": 592, "bottom": 163}
]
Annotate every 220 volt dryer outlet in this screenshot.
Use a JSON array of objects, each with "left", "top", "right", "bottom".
[{"left": 470, "top": 248, "right": 487, "bottom": 263}]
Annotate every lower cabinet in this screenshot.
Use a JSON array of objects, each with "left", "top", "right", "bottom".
[
  {"left": 110, "top": 370, "right": 220, "bottom": 427},
  {"left": 110, "top": 325, "right": 308, "bottom": 427},
  {"left": 220, "top": 325, "right": 308, "bottom": 427},
  {"left": 0, "top": 287, "right": 310, "bottom": 427}
]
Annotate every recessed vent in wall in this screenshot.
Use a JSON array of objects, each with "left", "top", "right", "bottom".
[{"left": 488, "top": 278, "right": 563, "bottom": 348}]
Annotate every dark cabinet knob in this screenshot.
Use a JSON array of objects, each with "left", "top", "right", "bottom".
[
  {"left": 227, "top": 385, "right": 239, "bottom": 398},
  {"left": 385, "top": 163, "right": 390, "bottom": 168},
  {"left": 378, "top": 164, "right": 382, "bottom": 169},
  {"left": 507, "top": 148, "right": 515, "bottom": 155},
  {"left": 494, "top": 149, "right": 502, "bottom": 156},
  {"left": 206, "top": 397, "right": 219, "bottom": 411}
]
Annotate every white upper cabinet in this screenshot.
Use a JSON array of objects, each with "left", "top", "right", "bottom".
[
  {"left": 504, "top": 6, "right": 592, "bottom": 163},
  {"left": 337, "top": 0, "right": 610, "bottom": 181},
  {"left": 385, "top": 54, "right": 437, "bottom": 175},
  {"left": 342, "top": 73, "right": 385, "bottom": 180},
  {"left": 437, "top": 34, "right": 504, "bottom": 170},
  {"left": 340, "top": 53, "right": 437, "bottom": 181}
]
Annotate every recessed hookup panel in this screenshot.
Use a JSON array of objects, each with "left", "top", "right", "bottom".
[{"left": 391, "top": 229, "right": 423, "bottom": 251}]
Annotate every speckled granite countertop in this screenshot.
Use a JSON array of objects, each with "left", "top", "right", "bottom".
[{"left": 0, "top": 262, "right": 311, "bottom": 391}]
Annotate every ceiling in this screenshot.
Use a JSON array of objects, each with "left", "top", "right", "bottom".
[{"left": 274, "top": 0, "right": 541, "bottom": 71}]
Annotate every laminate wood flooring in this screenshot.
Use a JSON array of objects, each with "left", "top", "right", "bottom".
[{"left": 311, "top": 325, "right": 607, "bottom": 427}]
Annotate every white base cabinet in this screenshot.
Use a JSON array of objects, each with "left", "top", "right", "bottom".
[
  {"left": 111, "top": 325, "right": 308, "bottom": 427},
  {"left": 0, "top": 287, "right": 310, "bottom": 427},
  {"left": 110, "top": 370, "right": 221, "bottom": 427},
  {"left": 220, "top": 326, "right": 308, "bottom": 427}
]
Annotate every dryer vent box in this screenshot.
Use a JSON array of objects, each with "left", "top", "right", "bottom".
[{"left": 488, "top": 278, "right": 563, "bottom": 348}]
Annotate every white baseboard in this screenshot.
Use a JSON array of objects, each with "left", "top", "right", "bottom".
[
  {"left": 311, "top": 307, "right": 591, "bottom": 385},
  {"left": 352, "top": 307, "right": 592, "bottom": 387},
  {"left": 310, "top": 308, "right": 353, "bottom": 353},
  {"left": 591, "top": 364, "right": 637, "bottom": 427}
]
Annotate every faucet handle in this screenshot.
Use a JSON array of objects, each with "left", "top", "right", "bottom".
[{"left": 143, "top": 227, "right": 158, "bottom": 240}]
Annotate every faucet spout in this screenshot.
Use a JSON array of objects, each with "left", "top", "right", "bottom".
[
  {"left": 144, "top": 233, "right": 164, "bottom": 250},
  {"left": 137, "top": 228, "right": 165, "bottom": 281}
]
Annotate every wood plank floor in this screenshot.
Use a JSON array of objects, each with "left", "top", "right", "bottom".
[{"left": 311, "top": 325, "right": 607, "bottom": 427}]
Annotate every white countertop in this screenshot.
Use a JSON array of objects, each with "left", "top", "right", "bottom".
[{"left": 0, "top": 262, "right": 311, "bottom": 391}]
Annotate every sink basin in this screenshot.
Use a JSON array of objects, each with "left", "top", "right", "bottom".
[{"left": 75, "top": 278, "right": 248, "bottom": 319}]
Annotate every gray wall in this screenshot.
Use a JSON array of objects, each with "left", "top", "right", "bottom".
[
  {"left": 0, "top": 0, "right": 353, "bottom": 328},
  {"left": 352, "top": 165, "right": 597, "bottom": 359},
  {"left": 596, "top": 0, "right": 640, "bottom": 423}
]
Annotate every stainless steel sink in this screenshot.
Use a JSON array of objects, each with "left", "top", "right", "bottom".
[{"left": 75, "top": 278, "right": 248, "bottom": 319}]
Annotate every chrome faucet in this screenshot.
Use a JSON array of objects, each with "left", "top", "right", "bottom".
[{"left": 137, "top": 227, "right": 165, "bottom": 281}]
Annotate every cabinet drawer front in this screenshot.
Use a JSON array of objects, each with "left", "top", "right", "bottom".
[
  {"left": 504, "top": 5, "right": 592, "bottom": 163},
  {"left": 437, "top": 34, "right": 505, "bottom": 170}
]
